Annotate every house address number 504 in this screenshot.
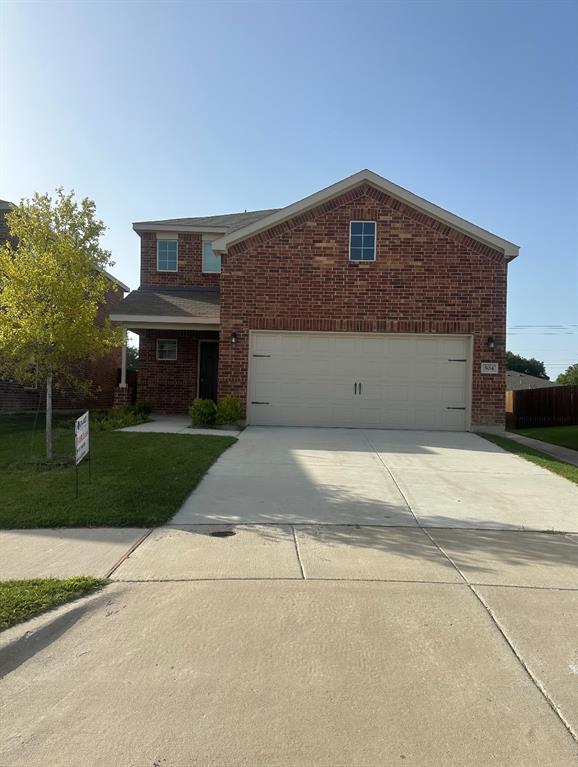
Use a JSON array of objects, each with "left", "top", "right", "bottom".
[{"left": 480, "top": 362, "right": 499, "bottom": 374}]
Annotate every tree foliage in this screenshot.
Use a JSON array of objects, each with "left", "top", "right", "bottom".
[
  {"left": 505, "top": 351, "right": 549, "bottom": 379},
  {"left": 556, "top": 363, "right": 578, "bottom": 385},
  {"left": 0, "top": 189, "right": 122, "bottom": 457}
]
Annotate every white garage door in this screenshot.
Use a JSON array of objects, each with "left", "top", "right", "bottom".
[{"left": 248, "top": 332, "right": 471, "bottom": 430}]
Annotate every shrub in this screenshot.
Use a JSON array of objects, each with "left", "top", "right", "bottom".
[
  {"left": 216, "top": 396, "right": 244, "bottom": 425},
  {"left": 189, "top": 399, "right": 217, "bottom": 426},
  {"left": 92, "top": 406, "right": 147, "bottom": 431},
  {"left": 134, "top": 400, "right": 151, "bottom": 417}
]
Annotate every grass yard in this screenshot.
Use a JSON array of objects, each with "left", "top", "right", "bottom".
[
  {"left": 511, "top": 425, "right": 578, "bottom": 452},
  {"left": 479, "top": 432, "right": 578, "bottom": 485},
  {"left": 0, "top": 415, "right": 236, "bottom": 528},
  {"left": 0, "top": 577, "right": 104, "bottom": 631}
]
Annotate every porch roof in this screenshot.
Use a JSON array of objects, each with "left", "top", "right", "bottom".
[{"left": 110, "top": 287, "right": 220, "bottom": 328}]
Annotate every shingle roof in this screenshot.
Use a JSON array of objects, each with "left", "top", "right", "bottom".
[
  {"left": 133, "top": 209, "right": 280, "bottom": 233},
  {"left": 111, "top": 287, "right": 219, "bottom": 321},
  {"left": 506, "top": 370, "right": 558, "bottom": 391}
]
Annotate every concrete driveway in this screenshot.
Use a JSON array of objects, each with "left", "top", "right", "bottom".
[
  {"left": 172, "top": 427, "right": 578, "bottom": 530},
  {"left": 1, "top": 427, "right": 577, "bottom": 766}
]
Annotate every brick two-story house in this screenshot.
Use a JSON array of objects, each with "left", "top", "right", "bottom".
[{"left": 111, "top": 170, "right": 519, "bottom": 431}]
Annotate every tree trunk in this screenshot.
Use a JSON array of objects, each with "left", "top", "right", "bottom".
[{"left": 45, "top": 372, "right": 53, "bottom": 460}]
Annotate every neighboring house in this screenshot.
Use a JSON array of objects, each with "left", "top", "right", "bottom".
[
  {"left": 0, "top": 199, "right": 129, "bottom": 413},
  {"left": 506, "top": 370, "right": 558, "bottom": 391},
  {"left": 111, "top": 170, "right": 519, "bottom": 431}
]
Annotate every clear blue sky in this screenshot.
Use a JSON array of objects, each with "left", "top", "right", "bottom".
[{"left": 1, "top": 0, "right": 576, "bottom": 378}]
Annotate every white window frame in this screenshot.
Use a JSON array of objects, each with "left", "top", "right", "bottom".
[
  {"left": 349, "top": 221, "right": 377, "bottom": 262},
  {"left": 156, "top": 238, "right": 179, "bottom": 272},
  {"left": 202, "top": 235, "right": 221, "bottom": 274},
  {"left": 156, "top": 339, "right": 178, "bottom": 361}
]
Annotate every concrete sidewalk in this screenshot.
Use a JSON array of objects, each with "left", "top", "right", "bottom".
[
  {"left": 0, "top": 528, "right": 147, "bottom": 580},
  {"left": 504, "top": 430, "right": 578, "bottom": 467},
  {"left": 110, "top": 525, "right": 578, "bottom": 589}
]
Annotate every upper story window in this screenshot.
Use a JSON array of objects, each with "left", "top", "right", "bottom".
[
  {"left": 157, "top": 239, "right": 178, "bottom": 272},
  {"left": 349, "top": 221, "right": 376, "bottom": 262},
  {"left": 202, "top": 238, "right": 221, "bottom": 273}
]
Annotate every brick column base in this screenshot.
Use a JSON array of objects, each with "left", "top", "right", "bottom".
[{"left": 113, "top": 385, "right": 132, "bottom": 407}]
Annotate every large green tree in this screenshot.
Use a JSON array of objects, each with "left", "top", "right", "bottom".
[
  {"left": 556, "top": 363, "right": 578, "bottom": 385},
  {"left": 0, "top": 189, "right": 122, "bottom": 459},
  {"left": 506, "top": 351, "right": 549, "bottom": 379}
]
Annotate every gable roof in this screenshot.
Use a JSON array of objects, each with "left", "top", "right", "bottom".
[
  {"left": 506, "top": 370, "right": 558, "bottom": 391},
  {"left": 211, "top": 170, "right": 519, "bottom": 260},
  {"left": 132, "top": 209, "right": 279, "bottom": 234},
  {"left": 102, "top": 269, "right": 129, "bottom": 293}
]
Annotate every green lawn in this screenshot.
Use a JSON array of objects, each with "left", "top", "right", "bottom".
[
  {"left": 511, "top": 425, "right": 578, "bottom": 452},
  {"left": 0, "top": 577, "right": 104, "bottom": 631},
  {"left": 0, "top": 415, "right": 236, "bottom": 528},
  {"left": 478, "top": 432, "right": 578, "bottom": 485}
]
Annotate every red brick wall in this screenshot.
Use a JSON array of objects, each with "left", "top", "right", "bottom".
[
  {"left": 138, "top": 329, "right": 219, "bottom": 413},
  {"left": 139, "top": 232, "right": 220, "bottom": 289},
  {"left": 218, "top": 184, "right": 507, "bottom": 428}
]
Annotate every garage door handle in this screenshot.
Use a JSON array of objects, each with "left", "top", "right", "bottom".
[
  {"left": 354, "top": 382, "right": 357, "bottom": 395},
  {"left": 359, "top": 382, "right": 362, "bottom": 395}
]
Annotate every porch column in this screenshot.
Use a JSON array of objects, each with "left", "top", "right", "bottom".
[
  {"left": 113, "top": 330, "right": 132, "bottom": 407},
  {"left": 120, "top": 331, "right": 127, "bottom": 387}
]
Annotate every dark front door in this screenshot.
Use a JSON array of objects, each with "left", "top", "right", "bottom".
[{"left": 198, "top": 342, "right": 218, "bottom": 401}]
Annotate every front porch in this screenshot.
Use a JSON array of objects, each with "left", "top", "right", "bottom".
[{"left": 110, "top": 287, "right": 221, "bottom": 413}]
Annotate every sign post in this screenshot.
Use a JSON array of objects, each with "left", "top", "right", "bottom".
[{"left": 74, "top": 411, "right": 90, "bottom": 498}]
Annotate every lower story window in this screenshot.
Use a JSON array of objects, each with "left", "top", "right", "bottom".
[{"left": 156, "top": 339, "right": 177, "bottom": 360}]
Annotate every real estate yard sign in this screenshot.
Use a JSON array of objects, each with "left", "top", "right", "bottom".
[
  {"left": 75, "top": 411, "right": 90, "bottom": 465},
  {"left": 74, "top": 411, "right": 91, "bottom": 497}
]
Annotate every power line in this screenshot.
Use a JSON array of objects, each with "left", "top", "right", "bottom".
[
  {"left": 507, "top": 332, "right": 577, "bottom": 335},
  {"left": 507, "top": 324, "right": 578, "bottom": 328}
]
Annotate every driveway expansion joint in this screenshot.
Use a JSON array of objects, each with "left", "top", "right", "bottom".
[
  {"left": 104, "top": 528, "right": 154, "bottom": 579},
  {"left": 472, "top": 585, "right": 578, "bottom": 744},
  {"left": 425, "top": 533, "right": 578, "bottom": 745},
  {"left": 291, "top": 526, "right": 307, "bottom": 579}
]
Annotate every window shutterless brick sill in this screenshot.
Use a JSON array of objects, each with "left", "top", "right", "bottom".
[{"left": 347, "top": 261, "right": 375, "bottom": 266}]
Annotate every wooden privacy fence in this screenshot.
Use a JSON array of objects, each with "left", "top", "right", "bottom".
[{"left": 505, "top": 385, "right": 578, "bottom": 429}]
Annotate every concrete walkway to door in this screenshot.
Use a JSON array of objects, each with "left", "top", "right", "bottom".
[
  {"left": 119, "top": 415, "right": 240, "bottom": 437},
  {"left": 171, "top": 427, "right": 578, "bottom": 531}
]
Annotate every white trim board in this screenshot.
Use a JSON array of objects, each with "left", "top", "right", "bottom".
[
  {"left": 212, "top": 169, "right": 519, "bottom": 260},
  {"left": 133, "top": 223, "right": 228, "bottom": 234},
  {"left": 109, "top": 314, "right": 219, "bottom": 325},
  {"left": 101, "top": 269, "right": 129, "bottom": 292},
  {"left": 110, "top": 317, "right": 219, "bottom": 332}
]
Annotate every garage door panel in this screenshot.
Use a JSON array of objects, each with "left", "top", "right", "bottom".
[{"left": 249, "top": 333, "right": 470, "bottom": 430}]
